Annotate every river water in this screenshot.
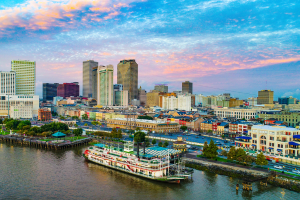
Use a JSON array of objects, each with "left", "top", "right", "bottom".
[{"left": 0, "top": 143, "right": 297, "bottom": 200}]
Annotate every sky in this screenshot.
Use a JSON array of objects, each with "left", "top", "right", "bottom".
[{"left": 0, "top": 0, "right": 299, "bottom": 99}]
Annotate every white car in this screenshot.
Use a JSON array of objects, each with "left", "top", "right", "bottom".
[
  {"left": 274, "top": 165, "right": 283, "bottom": 170},
  {"left": 292, "top": 170, "right": 300, "bottom": 174}
]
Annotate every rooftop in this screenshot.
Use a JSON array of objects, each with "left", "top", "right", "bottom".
[{"left": 251, "top": 125, "right": 299, "bottom": 131}]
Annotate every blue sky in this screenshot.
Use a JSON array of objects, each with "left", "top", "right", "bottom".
[{"left": 0, "top": 0, "right": 299, "bottom": 99}]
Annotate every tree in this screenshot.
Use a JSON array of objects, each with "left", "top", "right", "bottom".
[
  {"left": 158, "top": 141, "right": 163, "bottom": 147},
  {"left": 255, "top": 152, "right": 268, "bottom": 166},
  {"left": 245, "top": 155, "right": 256, "bottom": 165},
  {"left": 163, "top": 141, "right": 169, "bottom": 147},
  {"left": 221, "top": 150, "right": 228, "bottom": 156},
  {"left": 72, "top": 116, "right": 79, "bottom": 120},
  {"left": 116, "top": 129, "right": 122, "bottom": 139},
  {"left": 84, "top": 123, "right": 88, "bottom": 127},
  {"left": 152, "top": 139, "right": 157, "bottom": 145},
  {"left": 59, "top": 115, "right": 65, "bottom": 120},
  {"left": 0, "top": 118, "right": 2, "bottom": 124},
  {"left": 227, "top": 147, "right": 237, "bottom": 160},
  {"left": 205, "top": 139, "right": 218, "bottom": 159},
  {"left": 202, "top": 141, "right": 208, "bottom": 156},
  {"left": 82, "top": 114, "right": 88, "bottom": 120},
  {"left": 74, "top": 124, "right": 78, "bottom": 127},
  {"left": 137, "top": 116, "right": 153, "bottom": 120},
  {"left": 91, "top": 121, "right": 98, "bottom": 126},
  {"left": 134, "top": 131, "right": 146, "bottom": 158},
  {"left": 180, "top": 126, "right": 187, "bottom": 132},
  {"left": 145, "top": 138, "right": 150, "bottom": 147},
  {"left": 73, "top": 128, "right": 83, "bottom": 139},
  {"left": 235, "top": 148, "right": 246, "bottom": 163},
  {"left": 207, "top": 130, "right": 213, "bottom": 133}
]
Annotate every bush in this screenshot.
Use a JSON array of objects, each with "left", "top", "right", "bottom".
[{"left": 221, "top": 150, "right": 228, "bottom": 156}]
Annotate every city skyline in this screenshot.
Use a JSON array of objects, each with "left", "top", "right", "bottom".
[{"left": 0, "top": 0, "right": 299, "bottom": 99}]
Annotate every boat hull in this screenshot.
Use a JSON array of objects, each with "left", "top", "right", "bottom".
[{"left": 82, "top": 153, "right": 181, "bottom": 183}]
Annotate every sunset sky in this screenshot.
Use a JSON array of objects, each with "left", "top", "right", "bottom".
[{"left": 0, "top": 0, "right": 299, "bottom": 99}]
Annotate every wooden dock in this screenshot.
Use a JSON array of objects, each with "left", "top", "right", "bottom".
[{"left": 0, "top": 135, "right": 92, "bottom": 150}]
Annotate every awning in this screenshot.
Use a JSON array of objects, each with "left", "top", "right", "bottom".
[
  {"left": 235, "top": 136, "right": 252, "bottom": 140},
  {"left": 289, "top": 141, "right": 300, "bottom": 146},
  {"left": 268, "top": 147, "right": 274, "bottom": 149},
  {"left": 293, "top": 135, "right": 300, "bottom": 139},
  {"left": 52, "top": 131, "right": 66, "bottom": 138},
  {"left": 251, "top": 144, "right": 256, "bottom": 146},
  {"left": 277, "top": 149, "right": 282, "bottom": 152}
]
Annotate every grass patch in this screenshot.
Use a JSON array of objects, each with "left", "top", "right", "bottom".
[
  {"left": 39, "top": 136, "right": 86, "bottom": 142},
  {"left": 0, "top": 130, "right": 10, "bottom": 135}
]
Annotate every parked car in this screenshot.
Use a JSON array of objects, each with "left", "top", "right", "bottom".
[
  {"left": 292, "top": 170, "right": 300, "bottom": 174},
  {"left": 274, "top": 165, "right": 283, "bottom": 169}
]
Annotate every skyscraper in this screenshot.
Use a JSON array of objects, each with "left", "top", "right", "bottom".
[
  {"left": 11, "top": 60, "right": 36, "bottom": 95},
  {"left": 57, "top": 82, "right": 79, "bottom": 98},
  {"left": 182, "top": 81, "right": 193, "bottom": 94},
  {"left": 92, "top": 66, "right": 98, "bottom": 100},
  {"left": 257, "top": 90, "right": 274, "bottom": 104},
  {"left": 97, "top": 65, "right": 114, "bottom": 106},
  {"left": 83, "top": 60, "right": 98, "bottom": 98},
  {"left": 117, "top": 59, "right": 138, "bottom": 103},
  {"left": 0, "top": 71, "right": 16, "bottom": 95},
  {"left": 154, "top": 84, "right": 168, "bottom": 93},
  {"left": 43, "top": 83, "right": 59, "bottom": 102}
]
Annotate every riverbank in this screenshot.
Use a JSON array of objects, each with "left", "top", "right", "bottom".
[{"left": 183, "top": 156, "right": 300, "bottom": 193}]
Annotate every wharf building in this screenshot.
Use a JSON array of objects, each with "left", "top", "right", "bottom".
[
  {"left": 106, "top": 118, "right": 180, "bottom": 133},
  {"left": 154, "top": 84, "right": 168, "bottom": 93},
  {"left": 57, "top": 82, "right": 79, "bottom": 98},
  {"left": 257, "top": 90, "right": 274, "bottom": 105},
  {"left": 117, "top": 59, "right": 138, "bottom": 103},
  {"left": 83, "top": 60, "right": 98, "bottom": 98},
  {"left": 43, "top": 83, "right": 59, "bottom": 102},
  {"left": 235, "top": 125, "right": 300, "bottom": 157},
  {"left": 0, "top": 71, "right": 16, "bottom": 95},
  {"left": 182, "top": 81, "right": 193, "bottom": 94},
  {"left": 97, "top": 65, "right": 114, "bottom": 106},
  {"left": 11, "top": 60, "right": 36, "bottom": 95}
]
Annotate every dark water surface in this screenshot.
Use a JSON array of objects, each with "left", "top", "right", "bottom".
[{"left": 0, "top": 143, "right": 297, "bottom": 200}]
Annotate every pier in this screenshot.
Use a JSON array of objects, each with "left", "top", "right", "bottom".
[{"left": 0, "top": 135, "right": 92, "bottom": 150}]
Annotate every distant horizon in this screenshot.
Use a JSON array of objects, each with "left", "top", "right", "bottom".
[{"left": 0, "top": 0, "right": 299, "bottom": 100}]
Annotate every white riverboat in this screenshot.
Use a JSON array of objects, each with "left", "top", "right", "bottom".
[{"left": 83, "top": 141, "right": 193, "bottom": 183}]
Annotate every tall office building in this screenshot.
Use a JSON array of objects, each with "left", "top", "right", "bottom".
[
  {"left": 57, "top": 82, "right": 79, "bottom": 98},
  {"left": 182, "top": 81, "right": 193, "bottom": 94},
  {"left": 92, "top": 66, "right": 98, "bottom": 100},
  {"left": 0, "top": 71, "right": 16, "bottom": 95},
  {"left": 154, "top": 84, "right": 168, "bottom": 93},
  {"left": 11, "top": 60, "right": 36, "bottom": 95},
  {"left": 83, "top": 60, "right": 98, "bottom": 98},
  {"left": 97, "top": 65, "right": 114, "bottom": 106},
  {"left": 43, "top": 83, "right": 59, "bottom": 102},
  {"left": 117, "top": 59, "right": 138, "bottom": 103},
  {"left": 257, "top": 90, "right": 274, "bottom": 104}
]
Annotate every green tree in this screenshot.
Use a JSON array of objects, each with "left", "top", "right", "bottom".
[
  {"left": 145, "top": 138, "right": 150, "bottom": 147},
  {"left": 73, "top": 128, "right": 83, "bottom": 139},
  {"left": 137, "top": 116, "right": 153, "bottom": 120},
  {"left": 236, "top": 148, "right": 246, "bottom": 163},
  {"left": 158, "top": 141, "right": 163, "bottom": 147},
  {"left": 91, "top": 121, "right": 98, "bottom": 126},
  {"left": 72, "top": 116, "right": 79, "bottom": 120},
  {"left": 116, "top": 129, "right": 122, "bottom": 139},
  {"left": 202, "top": 141, "right": 208, "bottom": 156},
  {"left": 206, "top": 139, "right": 218, "bottom": 159},
  {"left": 255, "top": 152, "right": 268, "bottom": 166},
  {"left": 84, "top": 123, "right": 88, "bottom": 127},
  {"left": 207, "top": 130, "right": 212, "bottom": 133},
  {"left": 152, "top": 139, "right": 157, "bottom": 145},
  {"left": 82, "top": 114, "right": 88, "bottom": 120},
  {"left": 74, "top": 124, "right": 78, "bottom": 127},
  {"left": 227, "top": 147, "right": 237, "bottom": 160},
  {"left": 0, "top": 118, "right": 3, "bottom": 124},
  {"left": 180, "top": 126, "right": 188, "bottom": 132},
  {"left": 163, "top": 141, "right": 169, "bottom": 147},
  {"left": 221, "top": 150, "right": 228, "bottom": 156},
  {"left": 59, "top": 115, "right": 65, "bottom": 120},
  {"left": 134, "top": 131, "right": 146, "bottom": 158},
  {"left": 245, "top": 155, "right": 256, "bottom": 165}
]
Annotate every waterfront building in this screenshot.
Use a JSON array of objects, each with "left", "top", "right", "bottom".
[
  {"left": 117, "top": 59, "right": 138, "bottom": 103},
  {"left": 214, "top": 108, "right": 261, "bottom": 120},
  {"left": 257, "top": 90, "right": 274, "bottom": 105},
  {"left": 173, "top": 137, "right": 187, "bottom": 152},
  {"left": 182, "top": 81, "right": 193, "bottom": 94},
  {"left": 0, "top": 71, "right": 16, "bottom": 95},
  {"left": 0, "top": 95, "right": 39, "bottom": 119},
  {"left": 237, "top": 125, "right": 300, "bottom": 156},
  {"left": 97, "top": 65, "right": 114, "bottom": 106},
  {"left": 83, "top": 60, "right": 98, "bottom": 98},
  {"left": 57, "top": 82, "right": 79, "bottom": 98},
  {"left": 278, "top": 96, "right": 296, "bottom": 105},
  {"left": 43, "top": 83, "right": 59, "bottom": 102},
  {"left": 11, "top": 60, "right": 36, "bottom": 95},
  {"left": 154, "top": 84, "right": 168, "bottom": 93},
  {"left": 38, "top": 108, "right": 52, "bottom": 121},
  {"left": 107, "top": 118, "right": 180, "bottom": 133}
]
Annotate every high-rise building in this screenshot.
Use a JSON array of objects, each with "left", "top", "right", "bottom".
[
  {"left": 43, "top": 83, "right": 59, "bottom": 102},
  {"left": 257, "top": 90, "right": 274, "bottom": 104},
  {"left": 154, "top": 84, "right": 168, "bottom": 93},
  {"left": 97, "top": 65, "right": 114, "bottom": 106},
  {"left": 83, "top": 60, "right": 98, "bottom": 98},
  {"left": 57, "top": 82, "right": 79, "bottom": 98},
  {"left": 114, "top": 84, "right": 123, "bottom": 91},
  {"left": 11, "top": 60, "right": 36, "bottom": 95},
  {"left": 138, "top": 87, "right": 147, "bottom": 107},
  {"left": 92, "top": 66, "right": 98, "bottom": 100},
  {"left": 117, "top": 59, "right": 138, "bottom": 103},
  {"left": 0, "top": 71, "right": 16, "bottom": 95},
  {"left": 278, "top": 96, "right": 296, "bottom": 105},
  {"left": 114, "top": 90, "right": 129, "bottom": 106},
  {"left": 182, "top": 81, "right": 193, "bottom": 94}
]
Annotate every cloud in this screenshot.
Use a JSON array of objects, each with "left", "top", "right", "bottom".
[{"left": 282, "top": 89, "right": 300, "bottom": 97}]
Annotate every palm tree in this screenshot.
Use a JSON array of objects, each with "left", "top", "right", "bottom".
[{"left": 134, "top": 131, "right": 146, "bottom": 158}]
